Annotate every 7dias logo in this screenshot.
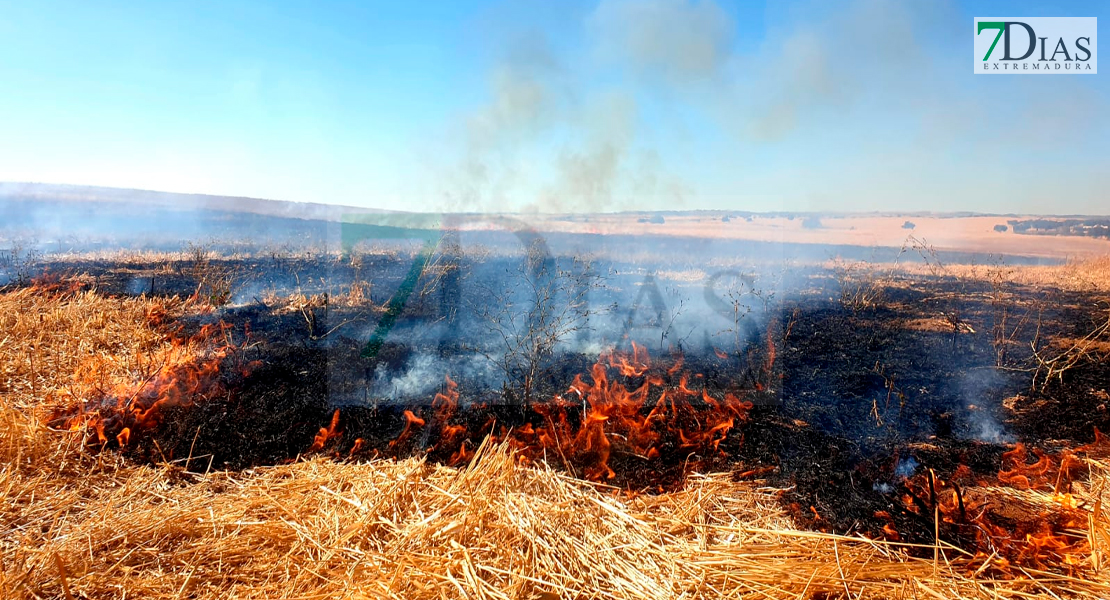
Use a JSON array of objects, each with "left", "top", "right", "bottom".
[{"left": 975, "top": 17, "right": 1096, "bottom": 74}]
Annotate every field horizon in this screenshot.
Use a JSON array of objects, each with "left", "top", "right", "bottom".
[{"left": 5, "top": 181, "right": 1110, "bottom": 262}]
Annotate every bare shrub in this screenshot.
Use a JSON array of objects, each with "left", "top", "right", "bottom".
[
  {"left": 0, "top": 241, "right": 42, "bottom": 288},
  {"left": 470, "top": 241, "right": 607, "bottom": 402},
  {"left": 986, "top": 256, "right": 1027, "bottom": 367},
  {"left": 831, "top": 258, "right": 886, "bottom": 314},
  {"left": 904, "top": 236, "right": 970, "bottom": 349},
  {"left": 184, "top": 241, "right": 237, "bottom": 307},
  {"left": 658, "top": 285, "right": 692, "bottom": 352},
  {"left": 709, "top": 272, "right": 778, "bottom": 392},
  {"left": 1032, "top": 301, "right": 1110, "bottom": 391}
]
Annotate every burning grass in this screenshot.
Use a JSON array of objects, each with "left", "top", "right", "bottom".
[
  {"left": 314, "top": 344, "right": 758, "bottom": 485},
  {"left": 899, "top": 441, "right": 1109, "bottom": 572},
  {"left": 4, "top": 282, "right": 1110, "bottom": 598}
]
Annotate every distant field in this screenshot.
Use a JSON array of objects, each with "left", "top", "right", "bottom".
[
  {"left": 517, "top": 213, "right": 1110, "bottom": 260},
  {"left": 4, "top": 183, "right": 1110, "bottom": 263}
]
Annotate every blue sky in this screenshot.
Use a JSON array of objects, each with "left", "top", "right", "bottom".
[{"left": 0, "top": 0, "right": 1106, "bottom": 214}]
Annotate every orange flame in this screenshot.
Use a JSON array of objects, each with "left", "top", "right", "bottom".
[
  {"left": 902, "top": 440, "right": 1100, "bottom": 571},
  {"left": 51, "top": 320, "right": 250, "bottom": 451},
  {"left": 344, "top": 345, "right": 755, "bottom": 483},
  {"left": 308, "top": 409, "right": 341, "bottom": 453},
  {"left": 388, "top": 410, "right": 426, "bottom": 451},
  {"left": 29, "top": 272, "right": 88, "bottom": 297}
]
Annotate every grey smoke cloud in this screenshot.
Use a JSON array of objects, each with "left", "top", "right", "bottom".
[
  {"left": 535, "top": 90, "right": 640, "bottom": 213},
  {"left": 588, "top": 0, "right": 735, "bottom": 85},
  {"left": 465, "top": 37, "right": 568, "bottom": 150},
  {"left": 725, "top": 0, "right": 944, "bottom": 141},
  {"left": 435, "top": 0, "right": 1109, "bottom": 214},
  {"left": 439, "top": 1, "right": 716, "bottom": 214}
]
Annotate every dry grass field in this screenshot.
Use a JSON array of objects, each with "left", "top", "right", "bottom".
[{"left": 3, "top": 255, "right": 1110, "bottom": 599}]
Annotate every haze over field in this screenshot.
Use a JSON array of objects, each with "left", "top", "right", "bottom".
[{"left": 3, "top": 182, "right": 1109, "bottom": 262}]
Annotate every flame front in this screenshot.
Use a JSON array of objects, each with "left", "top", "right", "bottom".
[
  {"left": 313, "top": 344, "right": 756, "bottom": 483},
  {"left": 897, "top": 437, "right": 1105, "bottom": 572},
  {"left": 51, "top": 320, "right": 255, "bottom": 451}
]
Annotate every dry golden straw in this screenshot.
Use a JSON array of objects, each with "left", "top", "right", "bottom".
[{"left": 3, "top": 285, "right": 1109, "bottom": 599}]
